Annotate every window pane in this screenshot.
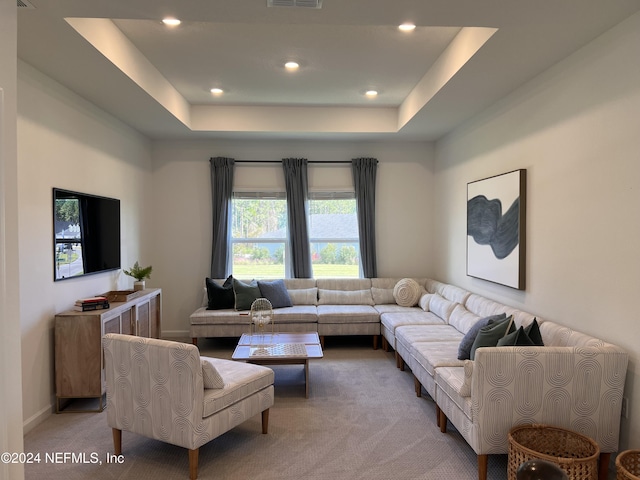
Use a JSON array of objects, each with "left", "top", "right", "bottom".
[
  {"left": 231, "top": 196, "right": 287, "bottom": 278},
  {"left": 232, "top": 242, "right": 286, "bottom": 279},
  {"left": 309, "top": 197, "right": 360, "bottom": 278}
]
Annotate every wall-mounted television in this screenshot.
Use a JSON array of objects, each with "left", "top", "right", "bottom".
[{"left": 53, "top": 188, "right": 121, "bottom": 281}]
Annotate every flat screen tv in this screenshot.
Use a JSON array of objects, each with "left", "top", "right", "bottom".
[{"left": 53, "top": 188, "right": 121, "bottom": 281}]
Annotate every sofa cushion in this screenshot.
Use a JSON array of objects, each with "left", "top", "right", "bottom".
[
  {"left": 190, "top": 307, "right": 246, "bottom": 325},
  {"left": 457, "top": 313, "right": 507, "bottom": 360},
  {"left": 257, "top": 279, "right": 293, "bottom": 308},
  {"left": 317, "top": 305, "right": 379, "bottom": 323},
  {"left": 288, "top": 287, "right": 318, "bottom": 306},
  {"left": 205, "top": 276, "right": 235, "bottom": 310},
  {"left": 202, "top": 358, "right": 274, "bottom": 418},
  {"left": 418, "top": 293, "right": 434, "bottom": 311},
  {"left": 371, "top": 287, "right": 396, "bottom": 305},
  {"left": 201, "top": 358, "right": 225, "bottom": 389},
  {"left": 436, "top": 365, "right": 473, "bottom": 419},
  {"left": 272, "top": 305, "right": 318, "bottom": 323},
  {"left": 380, "top": 311, "right": 445, "bottom": 334},
  {"left": 411, "top": 341, "right": 464, "bottom": 376},
  {"left": 429, "top": 294, "right": 458, "bottom": 323},
  {"left": 448, "top": 304, "right": 481, "bottom": 335},
  {"left": 396, "top": 325, "right": 464, "bottom": 352},
  {"left": 233, "top": 278, "right": 262, "bottom": 311},
  {"left": 470, "top": 316, "right": 515, "bottom": 360},
  {"left": 318, "top": 288, "right": 374, "bottom": 306},
  {"left": 393, "top": 278, "right": 423, "bottom": 307}
]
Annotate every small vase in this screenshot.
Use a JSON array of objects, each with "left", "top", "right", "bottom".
[{"left": 134, "top": 280, "right": 145, "bottom": 291}]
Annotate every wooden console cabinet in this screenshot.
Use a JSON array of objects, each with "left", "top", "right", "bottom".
[{"left": 54, "top": 288, "right": 162, "bottom": 412}]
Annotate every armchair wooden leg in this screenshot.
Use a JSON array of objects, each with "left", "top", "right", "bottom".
[
  {"left": 112, "top": 428, "right": 122, "bottom": 455},
  {"left": 262, "top": 409, "right": 270, "bottom": 434},
  {"left": 598, "top": 452, "right": 611, "bottom": 480},
  {"left": 189, "top": 448, "right": 199, "bottom": 480},
  {"left": 478, "top": 454, "right": 488, "bottom": 480}
]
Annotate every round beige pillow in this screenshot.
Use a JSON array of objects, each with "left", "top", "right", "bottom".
[{"left": 393, "top": 278, "right": 422, "bottom": 307}]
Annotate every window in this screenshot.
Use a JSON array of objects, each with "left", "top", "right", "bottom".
[
  {"left": 231, "top": 192, "right": 287, "bottom": 279},
  {"left": 309, "top": 192, "right": 360, "bottom": 278},
  {"left": 230, "top": 191, "right": 360, "bottom": 279}
]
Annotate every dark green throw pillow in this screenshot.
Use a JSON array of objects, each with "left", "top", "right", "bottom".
[
  {"left": 233, "top": 278, "right": 262, "bottom": 311},
  {"left": 524, "top": 318, "right": 544, "bottom": 346},
  {"left": 470, "top": 316, "right": 515, "bottom": 360},
  {"left": 205, "top": 276, "right": 234, "bottom": 310},
  {"left": 457, "top": 313, "right": 507, "bottom": 360},
  {"left": 497, "top": 326, "right": 536, "bottom": 347}
]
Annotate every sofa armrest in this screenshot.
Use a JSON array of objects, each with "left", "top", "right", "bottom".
[{"left": 472, "top": 345, "right": 628, "bottom": 454}]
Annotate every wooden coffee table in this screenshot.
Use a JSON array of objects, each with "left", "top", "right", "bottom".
[{"left": 232, "top": 332, "right": 323, "bottom": 398}]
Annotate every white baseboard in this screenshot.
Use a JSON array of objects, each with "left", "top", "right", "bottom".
[{"left": 23, "top": 403, "right": 52, "bottom": 435}]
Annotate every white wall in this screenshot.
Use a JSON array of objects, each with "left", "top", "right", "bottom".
[
  {"left": 150, "top": 140, "right": 434, "bottom": 336},
  {"left": 434, "top": 12, "right": 640, "bottom": 450},
  {"left": 1, "top": 1, "right": 24, "bottom": 479},
  {"left": 17, "top": 61, "right": 152, "bottom": 431}
]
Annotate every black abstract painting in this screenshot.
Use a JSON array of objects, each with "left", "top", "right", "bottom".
[{"left": 467, "top": 170, "right": 526, "bottom": 289}]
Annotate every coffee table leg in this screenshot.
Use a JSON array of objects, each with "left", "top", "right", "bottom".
[{"left": 305, "top": 359, "right": 310, "bottom": 398}]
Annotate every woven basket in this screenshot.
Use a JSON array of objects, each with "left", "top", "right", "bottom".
[
  {"left": 507, "top": 424, "right": 600, "bottom": 480},
  {"left": 617, "top": 450, "right": 640, "bottom": 480}
]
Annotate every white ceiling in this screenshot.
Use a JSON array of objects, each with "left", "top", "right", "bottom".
[{"left": 16, "top": 0, "right": 640, "bottom": 141}]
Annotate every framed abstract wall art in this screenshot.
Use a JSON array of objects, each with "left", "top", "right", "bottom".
[{"left": 467, "top": 169, "right": 526, "bottom": 290}]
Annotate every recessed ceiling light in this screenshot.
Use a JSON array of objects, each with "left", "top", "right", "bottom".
[
  {"left": 285, "top": 61, "right": 300, "bottom": 71},
  {"left": 162, "top": 18, "right": 181, "bottom": 26},
  {"left": 398, "top": 23, "right": 416, "bottom": 32},
  {"left": 365, "top": 90, "right": 378, "bottom": 97},
  {"left": 210, "top": 88, "right": 224, "bottom": 95}
]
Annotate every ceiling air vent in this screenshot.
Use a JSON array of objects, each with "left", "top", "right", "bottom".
[
  {"left": 267, "top": 0, "right": 323, "bottom": 8},
  {"left": 17, "top": 0, "right": 35, "bottom": 8}
]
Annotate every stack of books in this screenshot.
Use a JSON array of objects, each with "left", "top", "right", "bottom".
[{"left": 74, "top": 296, "right": 110, "bottom": 312}]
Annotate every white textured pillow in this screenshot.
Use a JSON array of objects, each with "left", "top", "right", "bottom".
[
  {"left": 460, "top": 360, "right": 473, "bottom": 397},
  {"left": 317, "top": 289, "right": 374, "bottom": 305},
  {"left": 201, "top": 358, "right": 225, "bottom": 389},
  {"left": 288, "top": 287, "right": 318, "bottom": 305},
  {"left": 393, "top": 278, "right": 422, "bottom": 307}
]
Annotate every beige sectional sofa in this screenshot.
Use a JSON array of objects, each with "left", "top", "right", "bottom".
[{"left": 189, "top": 277, "right": 628, "bottom": 480}]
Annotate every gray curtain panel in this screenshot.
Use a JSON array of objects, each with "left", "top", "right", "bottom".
[
  {"left": 210, "top": 157, "right": 235, "bottom": 278},
  {"left": 282, "top": 158, "right": 313, "bottom": 278},
  {"left": 352, "top": 158, "right": 378, "bottom": 278}
]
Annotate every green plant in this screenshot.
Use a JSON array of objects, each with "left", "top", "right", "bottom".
[{"left": 123, "top": 261, "right": 152, "bottom": 282}]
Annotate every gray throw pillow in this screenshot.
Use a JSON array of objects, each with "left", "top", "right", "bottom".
[
  {"left": 469, "top": 315, "right": 515, "bottom": 360},
  {"left": 257, "top": 279, "right": 293, "bottom": 309},
  {"left": 233, "top": 278, "right": 262, "bottom": 311},
  {"left": 457, "top": 313, "right": 507, "bottom": 360}
]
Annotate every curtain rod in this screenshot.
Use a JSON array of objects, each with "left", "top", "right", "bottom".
[{"left": 233, "top": 160, "right": 352, "bottom": 164}]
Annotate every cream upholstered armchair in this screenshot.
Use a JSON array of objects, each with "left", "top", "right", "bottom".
[{"left": 103, "top": 334, "right": 274, "bottom": 479}]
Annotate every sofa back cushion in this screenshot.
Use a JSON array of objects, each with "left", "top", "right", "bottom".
[
  {"left": 316, "top": 278, "right": 372, "bottom": 291},
  {"left": 318, "top": 289, "right": 374, "bottom": 305},
  {"left": 371, "top": 287, "right": 396, "bottom": 305},
  {"left": 288, "top": 288, "right": 318, "bottom": 306},
  {"left": 448, "top": 304, "right": 481, "bottom": 335},
  {"left": 428, "top": 294, "right": 458, "bottom": 323}
]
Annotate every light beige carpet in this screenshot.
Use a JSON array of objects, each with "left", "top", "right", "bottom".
[{"left": 24, "top": 337, "right": 508, "bottom": 480}]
